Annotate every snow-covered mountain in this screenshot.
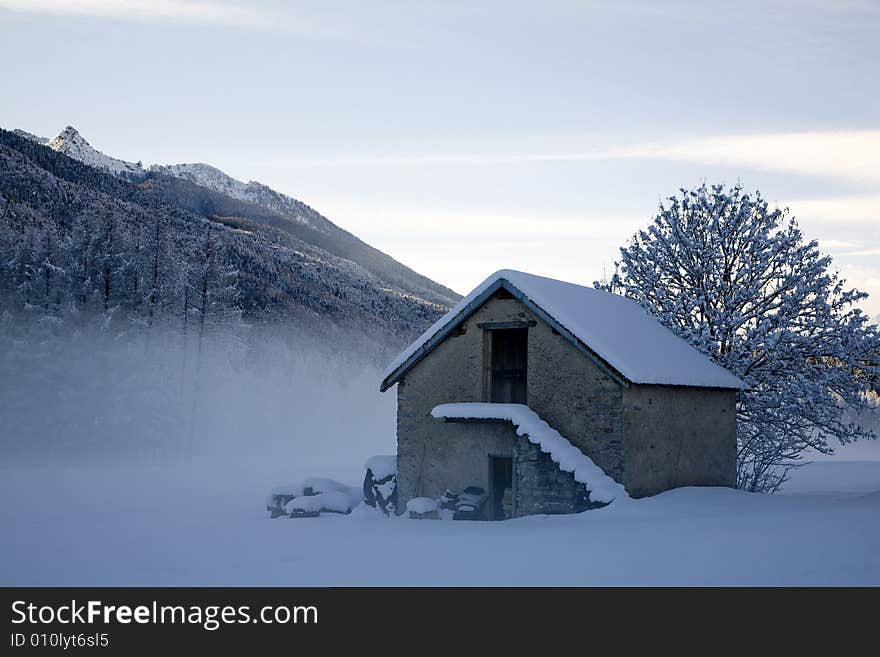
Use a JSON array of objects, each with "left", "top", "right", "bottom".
[
  {"left": 149, "top": 163, "right": 334, "bottom": 233},
  {"left": 149, "top": 162, "right": 252, "bottom": 199},
  {"left": 42, "top": 127, "right": 332, "bottom": 232},
  {"left": 39, "top": 126, "right": 343, "bottom": 234},
  {"left": 15, "top": 124, "right": 458, "bottom": 310},
  {"left": 47, "top": 126, "right": 144, "bottom": 176},
  {"left": 12, "top": 129, "right": 48, "bottom": 145},
  {"left": 1, "top": 126, "right": 460, "bottom": 350},
  {"left": 31, "top": 124, "right": 457, "bottom": 305}
]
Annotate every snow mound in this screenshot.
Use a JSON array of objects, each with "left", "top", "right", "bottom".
[
  {"left": 383, "top": 269, "right": 744, "bottom": 390},
  {"left": 285, "top": 491, "right": 356, "bottom": 514},
  {"left": 270, "top": 477, "right": 359, "bottom": 500},
  {"left": 406, "top": 497, "right": 439, "bottom": 514},
  {"left": 269, "top": 477, "right": 362, "bottom": 515},
  {"left": 431, "top": 402, "right": 629, "bottom": 504},
  {"left": 365, "top": 455, "right": 396, "bottom": 480}
]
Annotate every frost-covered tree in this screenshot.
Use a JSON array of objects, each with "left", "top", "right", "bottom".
[{"left": 599, "top": 183, "right": 880, "bottom": 492}]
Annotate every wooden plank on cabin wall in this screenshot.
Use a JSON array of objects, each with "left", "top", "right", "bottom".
[{"left": 476, "top": 321, "right": 536, "bottom": 330}]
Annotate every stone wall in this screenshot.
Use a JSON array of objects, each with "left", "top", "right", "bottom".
[
  {"left": 513, "top": 437, "right": 598, "bottom": 516},
  {"left": 526, "top": 305, "right": 625, "bottom": 481},
  {"left": 395, "top": 410, "right": 518, "bottom": 507},
  {"left": 621, "top": 385, "right": 737, "bottom": 497},
  {"left": 394, "top": 292, "right": 625, "bottom": 513}
]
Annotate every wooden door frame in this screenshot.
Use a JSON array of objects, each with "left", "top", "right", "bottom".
[{"left": 487, "top": 453, "right": 515, "bottom": 521}]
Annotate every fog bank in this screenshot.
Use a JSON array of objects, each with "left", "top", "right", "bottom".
[{"left": 0, "top": 319, "right": 397, "bottom": 486}]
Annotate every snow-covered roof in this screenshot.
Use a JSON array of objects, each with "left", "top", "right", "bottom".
[
  {"left": 381, "top": 269, "right": 744, "bottom": 390},
  {"left": 431, "top": 403, "right": 629, "bottom": 504}
]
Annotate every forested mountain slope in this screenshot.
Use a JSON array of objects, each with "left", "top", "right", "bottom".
[
  {"left": 0, "top": 128, "right": 454, "bottom": 348},
  {"left": 43, "top": 125, "right": 458, "bottom": 307}
]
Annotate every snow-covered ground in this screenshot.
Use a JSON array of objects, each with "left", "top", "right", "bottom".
[{"left": 2, "top": 442, "right": 878, "bottom": 586}]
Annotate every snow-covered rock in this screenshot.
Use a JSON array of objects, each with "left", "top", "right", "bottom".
[
  {"left": 431, "top": 402, "right": 629, "bottom": 504},
  {"left": 285, "top": 491, "right": 356, "bottom": 515},
  {"left": 47, "top": 126, "right": 144, "bottom": 176},
  {"left": 270, "top": 477, "right": 360, "bottom": 501},
  {"left": 365, "top": 455, "right": 396, "bottom": 481},
  {"left": 268, "top": 477, "right": 362, "bottom": 516}
]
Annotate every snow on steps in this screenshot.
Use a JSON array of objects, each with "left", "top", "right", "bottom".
[{"left": 431, "top": 402, "right": 630, "bottom": 504}]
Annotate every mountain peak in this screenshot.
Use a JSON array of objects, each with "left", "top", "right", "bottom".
[
  {"left": 49, "top": 125, "right": 86, "bottom": 148},
  {"left": 47, "top": 125, "right": 143, "bottom": 176}
]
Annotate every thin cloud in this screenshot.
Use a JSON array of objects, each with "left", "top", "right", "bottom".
[
  {"left": 634, "top": 131, "right": 880, "bottom": 185},
  {"left": 308, "top": 202, "right": 646, "bottom": 243},
  {"left": 0, "top": 0, "right": 318, "bottom": 32},
  {"left": 257, "top": 151, "right": 618, "bottom": 168},
  {"left": 263, "top": 130, "right": 880, "bottom": 185},
  {"left": 782, "top": 195, "right": 880, "bottom": 224}
]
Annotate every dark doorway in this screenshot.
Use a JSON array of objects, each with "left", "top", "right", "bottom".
[
  {"left": 489, "top": 456, "right": 513, "bottom": 520},
  {"left": 490, "top": 328, "right": 527, "bottom": 403}
]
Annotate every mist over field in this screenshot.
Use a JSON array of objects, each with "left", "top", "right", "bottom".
[{"left": 0, "top": 319, "right": 396, "bottom": 486}]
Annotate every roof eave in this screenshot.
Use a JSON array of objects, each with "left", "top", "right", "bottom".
[{"left": 380, "top": 278, "right": 505, "bottom": 391}]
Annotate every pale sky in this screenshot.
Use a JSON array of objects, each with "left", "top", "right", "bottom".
[{"left": 1, "top": 0, "right": 878, "bottom": 318}]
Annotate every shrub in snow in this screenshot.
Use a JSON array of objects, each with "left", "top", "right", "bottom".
[
  {"left": 363, "top": 455, "right": 397, "bottom": 515},
  {"left": 599, "top": 183, "right": 880, "bottom": 492}
]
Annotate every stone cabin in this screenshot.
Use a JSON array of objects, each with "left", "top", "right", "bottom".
[{"left": 380, "top": 270, "right": 744, "bottom": 519}]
